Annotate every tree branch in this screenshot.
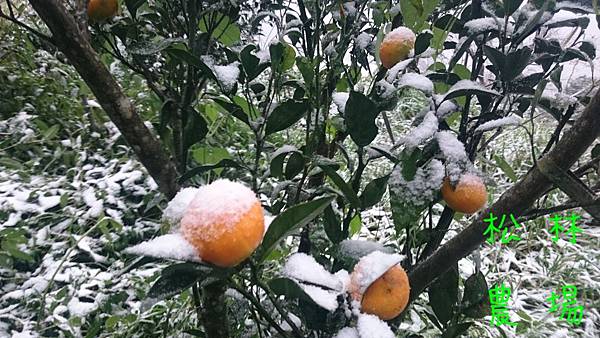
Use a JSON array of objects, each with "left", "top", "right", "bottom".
[
  {"left": 28, "top": 0, "right": 180, "bottom": 199},
  {"left": 407, "top": 87, "right": 600, "bottom": 302}
]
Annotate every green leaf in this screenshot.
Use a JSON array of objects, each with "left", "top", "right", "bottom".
[
  {"left": 296, "top": 56, "right": 314, "bottom": 83},
  {"left": 0, "top": 157, "right": 23, "bottom": 170},
  {"left": 183, "top": 110, "right": 208, "bottom": 153},
  {"left": 179, "top": 159, "right": 240, "bottom": 183},
  {"left": 281, "top": 43, "right": 296, "bottom": 71},
  {"left": 360, "top": 175, "right": 389, "bottom": 209},
  {"left": 265, "top": 100, "right": 309, "bottom": 135},
  {"left": 125, "top": 0, "right": 147, "bottom": 18},
  {"left": 270, "top": 146, "right": 300, "bottom": 178},
  {"left": 269, "top": 43, "right": 285, "bottom": 72},
  {"left": 1, "top": 241, "right": 33, "bottom": 262},
  {"left": 344, "top": 91, "right": 379, "bottom": 147},
  {"left": 442, "top": 81, "right": 499, "bottom": 102},
  {"left": 334, "top": 239, "right": 394, "bottom": 270},
  {"left": 349, "top": 214, "right": 362, "bottom": 236},
  {"left": 441, "top": 322, "right": 474, "bottom": 338},
  {"left": 461, "top": 271, "right": 490, "bottom": 319},
  {"left": 285, "top": 152, "right": 305, "bottom": 180},
  {"left": 318, "top": 165, "right": 361, "bottom": 209},
  {"left": 415, "top": 32, "right": 433, "bottom": 55},
  {"left": 493, "top": 155, "right": 517, "bottom": 182},
  {"left": 428, "top": 265, "right": 459, "bottom": 325},
  {"left": 504, "top": 0, "right": 524, "bottom": 16},
  {"left": 199, "top": 14, "right": 240, "bottom": 46},
  {"left": 240, "top": 45, "right": 260, "bottom": 80},
  {"left": 591, "top": 144, "right": 600, "bottom": 159},
  {"left": 269, "top": 277, "right": 326, "bottom": 309},
  {"left": 323, "top": 206, "right": 343, "bottom": 244},
  {"left": 256, "top": 196, "right": 335, "bottom": 262},
  {"left": 42, "top": 124, "right": 60, "bottom": 141},
  {"left": 147, "top": 263, "right": 227, "bottom": 300},
  {"left": 212, "top": 98, "right": 250, "bottom": 126},
  {"left": 166, "top": 48, "right": 216, "bottom": 81},
  {"left": 130, "top": 38, "right": 183, "bottom": 55}
]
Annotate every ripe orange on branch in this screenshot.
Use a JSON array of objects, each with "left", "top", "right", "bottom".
[
  {"left": 180, "top": 179, "right": 265, "bottom": 267},
  {"left": 441, "top": 174, "right": 487, "bottom": 214},
  {"left": 379, "top": 27, "right": 416, "bottom": 69},
  {"left": 87, "top": 0, "right": 118, "bottom": 22},
  {"left": 349, "top": 252, "right": 411, "bottom": 320}
]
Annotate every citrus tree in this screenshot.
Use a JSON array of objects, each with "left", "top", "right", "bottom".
[{"left": 4, "top": 0, "right": 600, "bottom": 336}]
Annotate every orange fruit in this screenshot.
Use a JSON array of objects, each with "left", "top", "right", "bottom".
[
  {"left": 441, "top": 174, "right": 487, "bottom": 214},
  {"left": 379, "top": 27, "right": 416, "bottom": 69},
  {"left": 180, "top": 180, "right": 265, "bottom": 267},
  {"left": 87, "top": 0, "right": 118, "bottom": 22},
  {"left": 354, "top": 265, "right": 410, "bottom": 320}
]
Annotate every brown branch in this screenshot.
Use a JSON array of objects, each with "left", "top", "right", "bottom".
[
  {"left": 28, "top": 0, "right": 180, "bottom": 199},
  {"left": 407, "top": 86, "right": 600, "bottom": 302}
]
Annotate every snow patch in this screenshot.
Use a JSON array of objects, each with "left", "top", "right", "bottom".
[
  {"left": 475, "top": 116, "right": 521, "bottom": 133},
  {"left": 356, "top": 313, "right": 395, "bottom": 338},
  {"left": 162, "top": 187, "right": 199, "bottom": 225},
  {"left": 124, "top": 233, "right": 201, "bottom": 262}
]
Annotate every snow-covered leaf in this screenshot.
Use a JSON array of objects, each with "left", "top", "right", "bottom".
[
  {"left": 124, "top": 233, "right": 201, "bottom": 262},
  {"left": 442, "top": 80, "right": 499, "bottom": 102}
]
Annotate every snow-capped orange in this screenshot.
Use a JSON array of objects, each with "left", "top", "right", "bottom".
[
  {"left": 87, "top": 0, "right": 118, "bottom": 22},
  {"left": 180, "top": 179, "right": 265, "bottom": 267},
  {"left": 441, "top": 174, "right": 487, "bottom": 214},
  {"left": 379, "top": 27, "right": 416, "bottom": 69},
  {"left": 349, "top": 251, "right": 410, "bottom": 320}
]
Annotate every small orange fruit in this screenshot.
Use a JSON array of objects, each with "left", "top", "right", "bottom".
[
  {"left": 180, "top": 179, "right": 265, "bottom": 267},
  {"left": 441, "top": 174, "right": 487, "bottom": 214},
  {"left": 359, "top": 265, "right": 410, "bottom": 320},
  {"left": 349, "top": 252, "right": 411, "bottom": 320},
  {"left": 87, "top": 0, "right": 119, "bottom": 22},
  {"left": 379, "top": 27, "right": 416, "bottom": 69}
]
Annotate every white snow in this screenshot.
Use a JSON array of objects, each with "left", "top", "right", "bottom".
[
  {"left": 38, "top": 195, "right": 61, "bottom": 210},
  {"left": 436, "top": 131, "right": 468, "bottom": 162},
  {"left": 67, "top": 297, "right": 98, "bottom": 317},
  {"left": 338, "top": 240, "right": 394, "bottom": 259},
  {"left": 355, "top": 32, "right": 372, "bottom": 49},
  {"left": 349, "top": 251, "right": 404, "bottom": 297},
  {"left": 435, "top": 100, "right": 458, "bottom": 119},
  {"left": 82, "top": 187, "right": 103, "bottom": 218},
  {"left": 475, "top": 116, "right": 522, "bottom": 133},
  {"left": 398, "top": 111, "right": 438, "bottom": 148},
  {"left": 443, "top": 80, "right": 499, "bottom": 101},
  {"left": 332, "top": 92, "right": 350, "bottom": 113},
  {"left": 464, "top": 17, "right": 503, "bottom": 34},
  {"left": 389, "top": 159, "right": 445, "bottom": 206},
  {"left": 397, "top": 73, "right": 434, "bottom": 95},
  {"left": 298, "top": 283, "right": 339, "bottom": 311},
  {"left": 385, "top": 59, "right": 413, "bottom": 82},
  {"left": 356, "top": 313, "right": 395, "bottom": 338},
  {"left": 181, "top": 179, "right": 258, "bottom": 233},
  {"left": 333, "top": 327, "right": 360, "bottom": 338},
  {"left": 280, "top": 312, "right": 302, "bottom": 331},
  {"left": 162, "top": 187, "right": 200, "bottom": 225},
  {"left": 375, "top": 80, "right": 396, "bottom": 99},
  {"left": 213, "top": 62, "right": 240, "bottom": 92},
  {"left": 283, "top": 253, "right": 343, "bottom": 291},
  {"left": 124, "top": 233, "right": 201, "bottom": 262},
  {"left": 383, "top": 27, "right": 415, "bottom": 45}
]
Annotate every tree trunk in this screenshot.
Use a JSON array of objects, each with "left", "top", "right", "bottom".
[
  {"left": 201, "top": 281, "right": 230, "bottom": 338},
  {"left": 28, "top": 0, "right": 180, "bottom": 199}
]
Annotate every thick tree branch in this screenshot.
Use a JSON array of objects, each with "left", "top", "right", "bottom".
[
  {"left": 28, "top": 0, "right": 180, "bottom": 198},
  {"left": 408, "top": 87, "right": 600, "bottom": 301}
]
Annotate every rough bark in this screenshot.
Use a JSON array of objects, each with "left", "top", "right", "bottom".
[
  {"left": 408, "top": 88, "right": 600, "bottom": 300},
  {"left": 28, "top": 0, "right": 180, "bottom": 199}
]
